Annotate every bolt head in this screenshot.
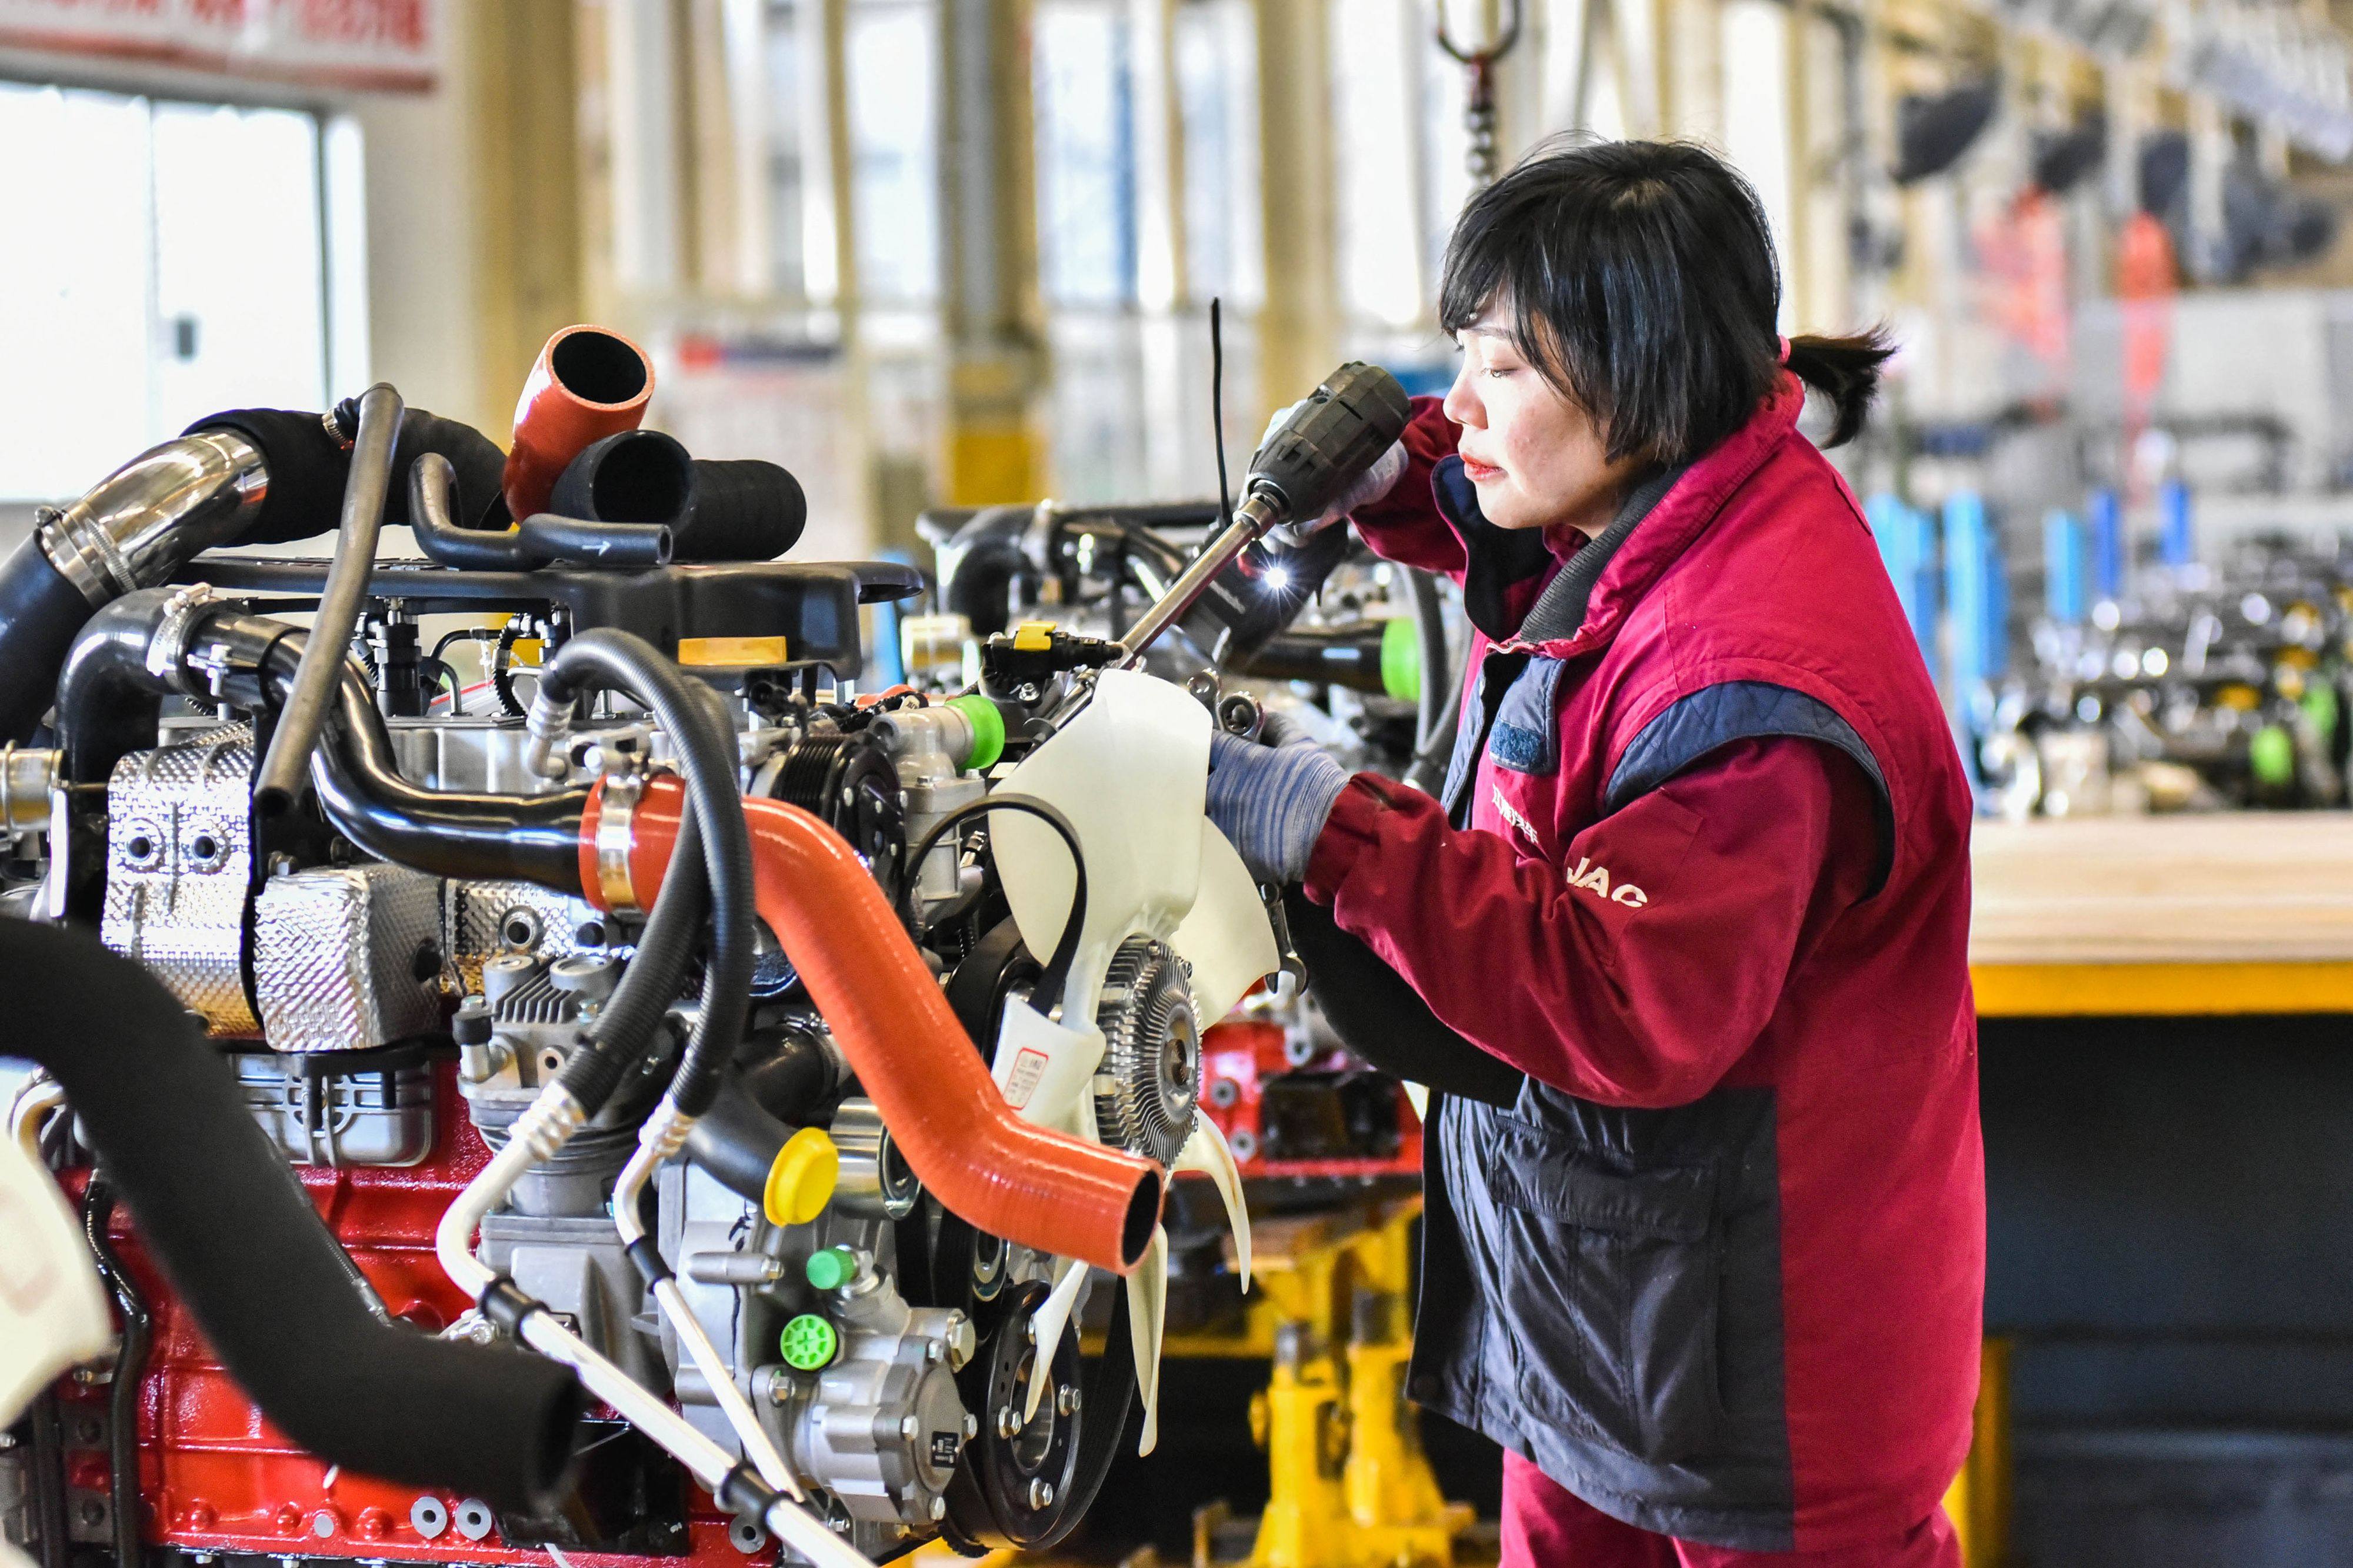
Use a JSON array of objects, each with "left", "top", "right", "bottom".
[
  {"left": 1028, "top": 1479, "right": 1055, "bottom": 1510},
  {"left": 1058, "top": 1385, "right": 1081, "bottom": 1416},
  {"left": 962, "top": 1413, "right": 978, "bottom": 1439},
  {"left": 929, "top": 1495, "right": 947, "bottom": 1522},
  {"left": 996, "top": 1406, "right": 1020, "bottom": 1439},
  {"left": 900, "top": 1414, "right": 921, "bottom": 1440}
]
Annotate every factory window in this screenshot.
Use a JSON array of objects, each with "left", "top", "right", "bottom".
[
  {"left": 1036, "top": 0, "right": 1138, "bottom": 306},
  {"left": 0, "top": 84, "right": 351, "bottom": 504},
  {"left": 849, "top": 0, "right": 941, "bottom": 303},
  {"left": 1719, "top": 0, "right": 1796, "bottom": 331},
  {"left": 1332, "top": 0, "right": 1474, "bottom": 332},
  {"left": 1176, "top": 0, "right": 1261, "bottom": 308},
  {"left": 762, "top": 0, "right": 811, "bottom": 300}
]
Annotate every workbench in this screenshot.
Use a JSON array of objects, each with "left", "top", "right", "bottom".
[
  {"left": 1967, "top": 810, "right": 2353, "bottom": 1567},
  {"left": 1971, "top": 812, "right": 2353, "bottom": 1014}
]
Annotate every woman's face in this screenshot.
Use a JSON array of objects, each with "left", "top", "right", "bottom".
[{"left": 1442, "top": 311, "right": 1643, "bottom": 535}]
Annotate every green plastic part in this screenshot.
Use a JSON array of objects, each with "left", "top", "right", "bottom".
[
  {"left": 804, "top": 1245, "right": 858, "bottom": 1292},
  {"left": 2250, "top": 723, "right": 2295, "bottom": 788},
  {"left": 1380, "top": 617, "right": 1421, "bottom": 704},
  {"left": 947, "top": 693, "right": 1006, "bottom": 772},
  {"left": 779, "top": 1313, "right": 838, "bottom": 1371},
  {"left": 2304, "top": 682, "right": 2340, "bottom": 743}
]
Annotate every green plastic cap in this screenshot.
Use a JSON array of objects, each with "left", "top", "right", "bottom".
[
  {"left": 779, "top": 1313, "right": 838, "bottom": 1371},
  {"left": 1380, "top": 618, "right": 1421, "bottom": 704},
  {"left": 804, "top": 1245, "right": 858, "bottom": 1292},
  {"left": 2304, "top": 682, "right": 2340, "bottom": 743},
  {"left": 2251, "top": 723, "right": 2295, "bottom": 788},
  {"left": 946, "top": 693, "right": 1006, "bottom": 772}
]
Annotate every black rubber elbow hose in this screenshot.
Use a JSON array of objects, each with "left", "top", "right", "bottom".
[
  {"left": 0, "top": 918, "right": 584, "bottom": 1513},
  {"left": 0, "top": 535, "right": 99, "bottom": 743},
  {"left": 534, "top": 630, "right": 754, "bottom": 1118}
]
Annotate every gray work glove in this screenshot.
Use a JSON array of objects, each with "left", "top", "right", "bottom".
[{"left": 1205, "top": 728, "right": 1351, "bottom": 886}]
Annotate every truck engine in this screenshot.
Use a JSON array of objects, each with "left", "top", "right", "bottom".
[{"left": 0, "top": 328, "right": 1409, "bottom": 1568}]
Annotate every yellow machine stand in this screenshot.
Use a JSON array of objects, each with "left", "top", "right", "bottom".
[{"left": 1197, "top": 1197, "right": 1474, "bottom": 1568}]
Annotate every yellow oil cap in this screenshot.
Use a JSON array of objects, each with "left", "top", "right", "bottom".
[
  {"left": 765, "top": 1126, "right": 841, "bottom": 1226},
  {"left": 1011, "top": 621, "right": 1054, "bottom": 652},
  {"left": 677, "top": 635, "right": 790, "bottom": 667}
]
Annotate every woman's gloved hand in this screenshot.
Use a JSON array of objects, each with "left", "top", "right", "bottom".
[
  {"left": 1205, "top": 728, "right": 1351, "bottom": 885},
  {"left": 1255, "top": 402, "right": 1408, "bottom": 545}
]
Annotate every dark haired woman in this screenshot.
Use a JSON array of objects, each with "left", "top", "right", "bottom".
[{"left": 1205, "top": 139, "right": 1981, "bottom": 1566}]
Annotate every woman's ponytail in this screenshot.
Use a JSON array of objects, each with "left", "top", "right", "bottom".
[{"left": 1784, "top": 328, "right": 1897, "bottom": 448}]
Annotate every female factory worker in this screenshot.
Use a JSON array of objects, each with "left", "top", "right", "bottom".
[{"left": 1204, "top": 138, "right": 1981, "bottom": 1567}]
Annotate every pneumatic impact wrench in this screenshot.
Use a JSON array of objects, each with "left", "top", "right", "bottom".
[{"left": 1116, "top": 361, "right": 1411, "bottom": 666}]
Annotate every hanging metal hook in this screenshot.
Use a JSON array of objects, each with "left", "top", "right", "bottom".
[{"left": 1435, "top": 0, "right": 1525, "bottom": 187}]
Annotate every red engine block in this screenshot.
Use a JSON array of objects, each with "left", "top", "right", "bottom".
[{"left": 60, "top": 1065, "right": 749, "bottom": 1568}]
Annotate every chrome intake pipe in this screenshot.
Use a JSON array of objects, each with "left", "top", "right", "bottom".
[
  {"left": 0, "top": 431, "right": 271, "bottom": 742},
  {"left": 35, "top": 429, "right": 270, "bottom": 606}
]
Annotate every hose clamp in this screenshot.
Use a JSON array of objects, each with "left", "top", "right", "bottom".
[
  {"left": 145, "top": 583, "right": 225, "bottom": 697},
  {"left": 36, "top": 503, "right": 137, "bottom": 606},
  {"left": 596, "top": 773, "right": 645, "bottom": 913},
  {"left": 0, "top": 745, "right": 59, "bottom": 837}
]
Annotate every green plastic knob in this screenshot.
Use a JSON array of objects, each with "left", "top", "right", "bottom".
[
  {"left": 779, "top": 1313, "right": 839, "bottom": 1370},
  {"left": 1381, "top": 617, "right": 1421, "bottom": 704},
  {"left": 947, "top": 693, "right": 1006, "bottom": 772},
  {"left": 2304, "top": 682, "right": 2340, "bottom": 743},
  {"left": 2251, "top": 723, "right": 2295, "bottom": 788},
  {"left": 804, "top": 1245, "right": 857, "bottom": 1292}
]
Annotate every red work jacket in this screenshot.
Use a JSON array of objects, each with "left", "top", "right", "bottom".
[{"left": 1302, "top": 379, "right": 1984, "bottom": 1551}]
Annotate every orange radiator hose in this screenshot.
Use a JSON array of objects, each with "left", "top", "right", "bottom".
[
  {"left": 579, "top": 775, "right": 1163, "bottom": 1275},
  {"left": 504, "top": 325, "right": 655, "bottom": 524}
]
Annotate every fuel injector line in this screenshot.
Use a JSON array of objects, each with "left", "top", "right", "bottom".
[
  {"left": 0, "top": 918, "right": 585, "bottom": 1514},
  {"left": 254, "top": 382, "right": 402, "bottom": 815}
]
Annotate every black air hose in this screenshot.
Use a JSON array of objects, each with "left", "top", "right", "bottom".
[
  {"left": 534, "top": 630, "right": 754, "bottom": 1117},
  {"left": 1, "top": 536, "right": 111, "bottom": 743},
  {"left": 939, "top": 507, "right": 1035, "bottom": 635},
  {"left": 52, "top": 592, "right": 172, "bottom": 785},
  {"left": 679, "top": 1078, "right": 800, "bottom": 1207},
  {"left": 547, "top": 435, "right": 808, "bottom": 563},
  {"left": 187, "top": 403, "right": 508, "bottom": 542},
  {"left": 411, "top": 453, "right": 676, "bottom": 572},
  {"left": 515, "top": 512, "right": 674, "bottom": 567},
  {"left": 735, "top": 1025, "right": 839, "bottom": 1122},
  {"left": 679, "top": 459, "right": 806, "bottom": 562},
  {"left": 0, "top": 918, "right": 584, "bottom": 1512}
]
